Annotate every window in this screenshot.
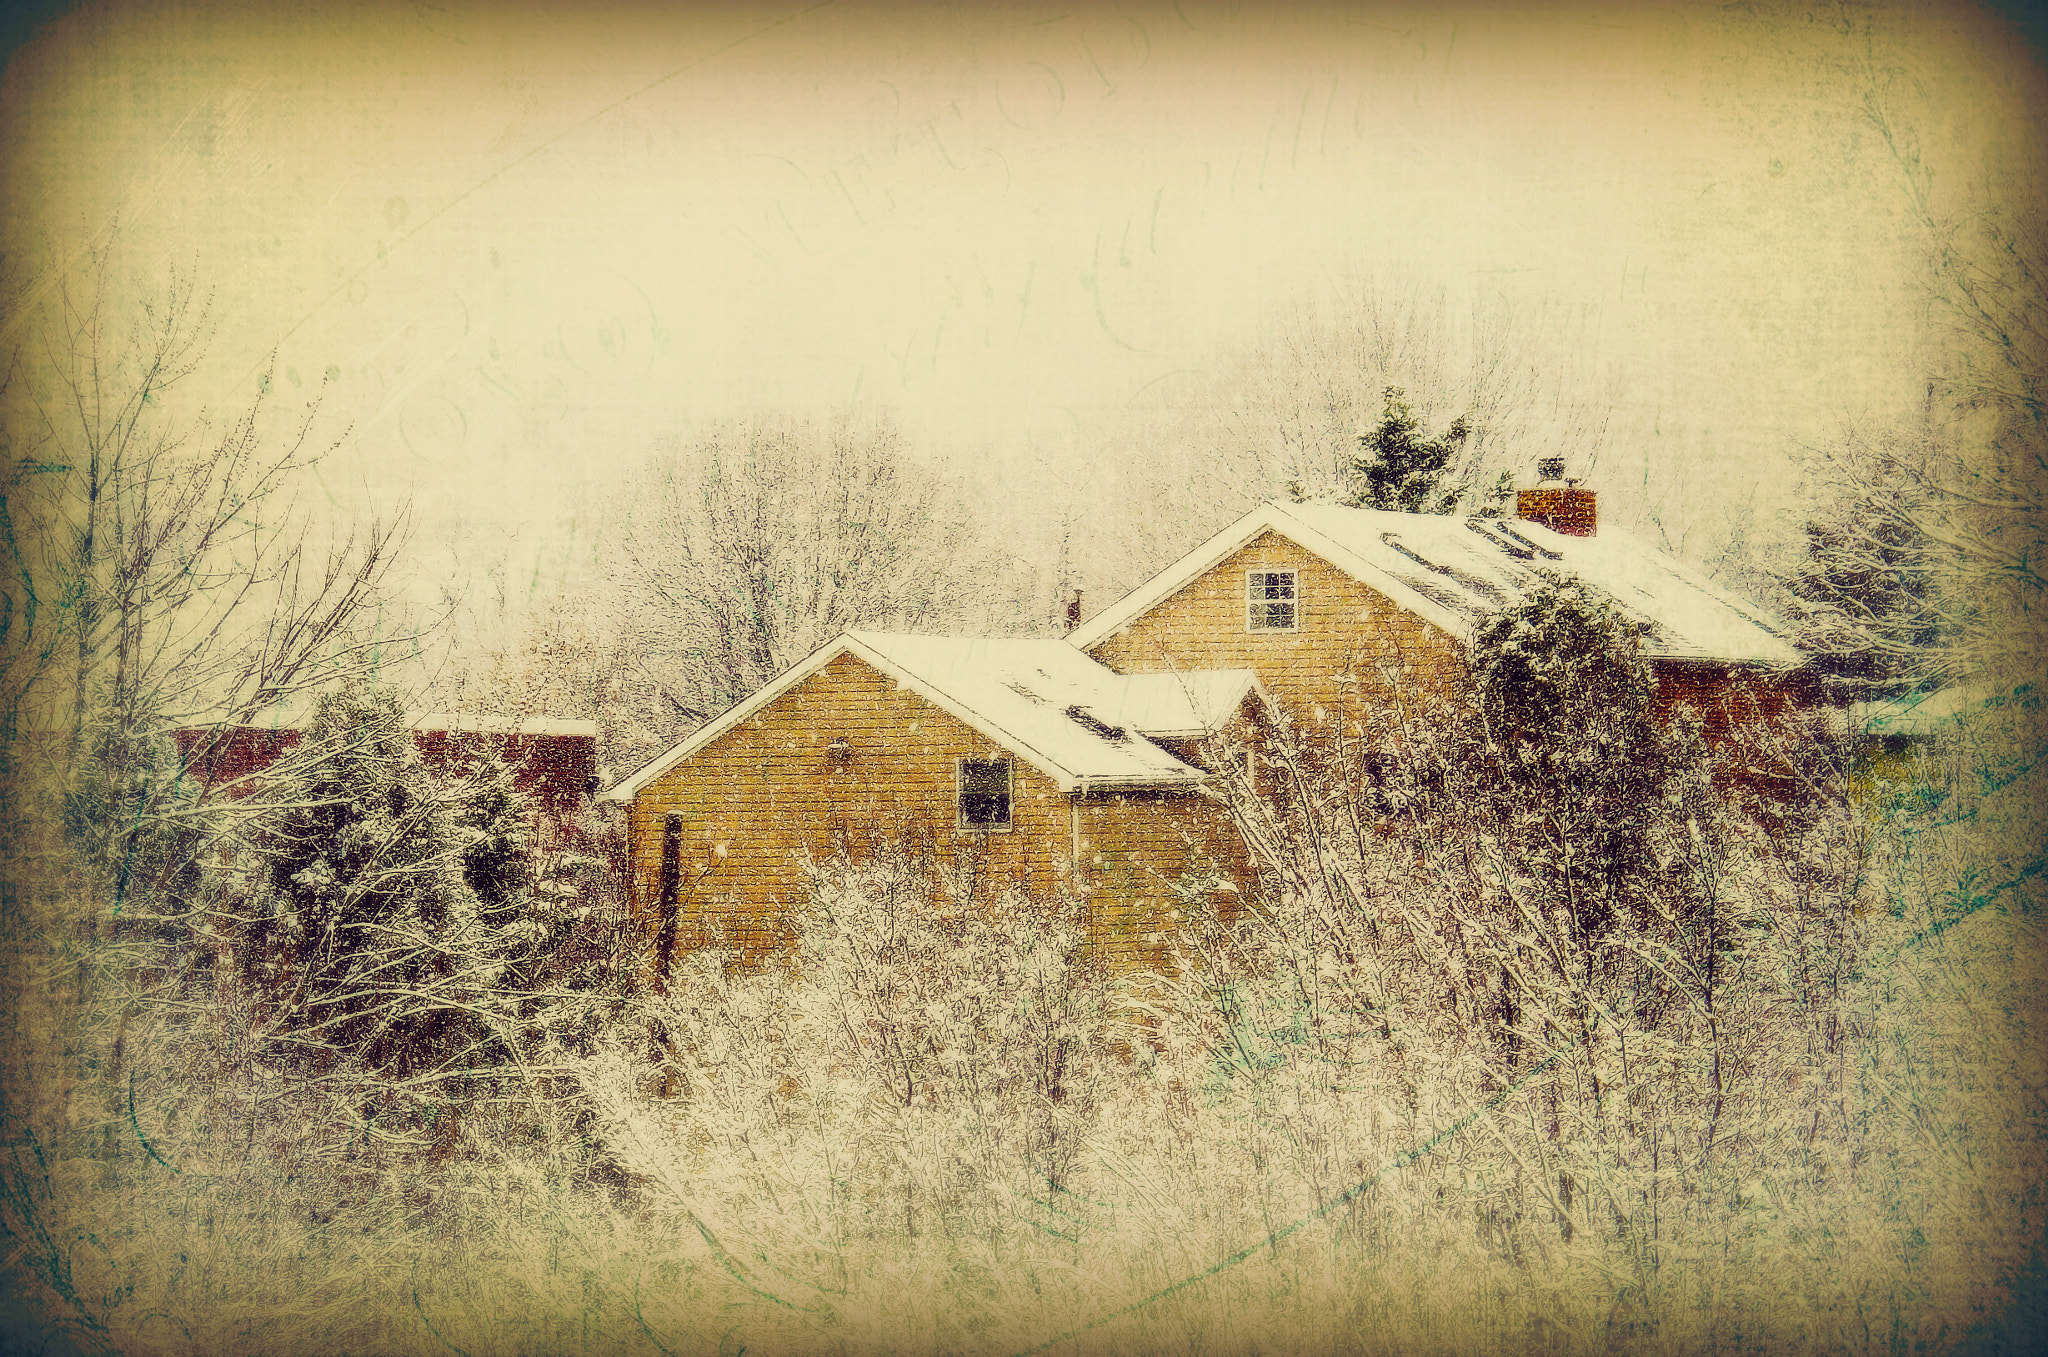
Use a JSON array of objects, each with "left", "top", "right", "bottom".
[
  {"left": 1246, "top": 569, "right": 1298, "bottom": 631},
  {"left": 958, "top": 758, "right": 1012, "bottom": 831}
]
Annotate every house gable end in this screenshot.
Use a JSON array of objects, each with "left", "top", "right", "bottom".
[
  {"left": 633, "top": 651, "right": 1058, "bottom": 807},
  {"left": 1073, "top": 501, "right": 1802, "bottom": 676},
  {"left": 1085, "top": 529, "right": 1465, "bottom": 724},
  {"left": 1068, "top": 504, "right": 1469, "bottom": 655},
  {"left": 611, "top": 635, "right": 1206, "bottom": 804},
  {"left": 624, "top": 650, "right": 1078, "bottom": 961}
]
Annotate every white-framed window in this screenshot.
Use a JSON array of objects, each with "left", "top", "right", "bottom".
[
  {"left": 958, "top": 757, "right": 1013, "bottom": 831},
  {"left": 1246, "top": 569, "right": 1299, "bottom": 632}
]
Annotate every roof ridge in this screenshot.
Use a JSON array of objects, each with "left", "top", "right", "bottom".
[
  {"left": 606, "top": 630, "right": 1213, "bottom": 802},
  {"left": 1068, "top": 499, "right": 1800, "bottom": 667}
]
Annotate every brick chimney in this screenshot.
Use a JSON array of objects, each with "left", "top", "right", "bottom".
[
  {"left": 1064, "top": 588, "right": 1083, "bottom": 634},
  {"left": 1516, "top": 457, "right": 1596, "bottom": 537}
]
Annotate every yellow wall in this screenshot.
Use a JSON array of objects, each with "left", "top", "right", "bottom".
[
  {"left": 1074, "top": 788, "right": 1248, "bottom": 973},
  {"left": 626, "top": 651, "right": 1249, "bottom": 977},
  {"left": 628, "top": 652, "right": 1070, "bottom": 968},
  {"left": 1086, "top": 531, "right": 1464, "bottom": 732}
]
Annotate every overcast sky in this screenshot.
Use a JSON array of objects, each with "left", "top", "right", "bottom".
[{"left": 4, "top": 0, "right": 2041, "bottom": 625}]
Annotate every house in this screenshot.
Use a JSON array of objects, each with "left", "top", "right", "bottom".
[
  {"left": 1839, "top": 682, "right": 2014, "bottom": 802},
  {"left": 610, "top": 469, "right": 1811, "bottom": 977},
  {"left": 1070, "top": 483, "right": 1811, "bottom": 740},
  {"left": 174, "top": 710, "right": 600, "bottom": 845},
  {"left": 601, "top": 632, "right": 1264, "bottom": 975}
]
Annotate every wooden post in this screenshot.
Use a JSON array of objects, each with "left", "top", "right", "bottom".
[{"left": 654, "top": 813, "right": 682, "bottom": 993}]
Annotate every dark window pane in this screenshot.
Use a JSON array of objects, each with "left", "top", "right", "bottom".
[
  {"left": 961, "top": 793, "right": 1008, "bottom": 827},
  {"left": 1247, "top": 571, "right": 1297, "bottom": 628},
  {"left": 960, "top": 759, "right": 1011, "bottom": 828}
]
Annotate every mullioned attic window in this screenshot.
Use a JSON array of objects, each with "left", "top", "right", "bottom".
[
  {"left": 1247, "top": 569, "right": 1299, "bottom": 631},
  {"left": 958, "top": 758, "right": 1013, "bottom": 831}
]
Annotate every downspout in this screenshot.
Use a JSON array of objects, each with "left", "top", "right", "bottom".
[
  {"left": 1070, "top": 788, "right": 1088, "bottom": 960},
  {"left": 1069, "top": 787, "right": 1084, "bottom": 888}
]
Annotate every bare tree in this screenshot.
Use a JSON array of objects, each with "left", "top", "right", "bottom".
[
  {"left": 1798, "top": 33, "right": 2048, "bottom": 690},
  {"left": 8, "top": 261, "right": 404, "bottom": 721},
  {"left": 0, "top": 244, "right": 429, "bottom": 1349},
  {"left": 1181, "top": 284, "right": 1613, "bottom": 514},
  {"left": 595, "top": 413, "right": 983, "bottom": 766},
  {"left": 1784, "top": 412, "right": 1968, "bottom": 694},
  {"left": 2, "top": 249, "right": 416, "bottom": 897}
]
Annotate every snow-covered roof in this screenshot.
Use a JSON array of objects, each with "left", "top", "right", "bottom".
[
  {"left": 1848, "top": 685, "right": 2001, "bottom": 739},
  {"left": 1067, "top": 500, "right": 1802, "bottom": 668},
  {"left": 605, "top": 632, "right": 1264, "bottom": 803},
  {"left": 178, "top": 708, "right": 597, "bottom": 739},
  {"left": 410, "top": 714, "right": 598, "bottom": 738},
  {"left": 1108, "top": 670, "right": 1267, "bottom": 739}
]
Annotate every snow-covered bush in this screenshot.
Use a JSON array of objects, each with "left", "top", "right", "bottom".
[
  {"left": 1169, "top": 572, "right": 1874, "bottom": 1272},
  {"left": 9, "top": 621, "right": 2039, "bottom": 1355},
  {"left": 582, "top": 844, "right": 1107, "bottom": 1246},
  {"left": 234, "top": 685, "right": 525, "bottom": 1090},
  {"left": 135, "top": 682, "right": 634, "bottom": 1166},
  {"left": 11, "top": 689, "right": 2035, "bottom": 1357}
]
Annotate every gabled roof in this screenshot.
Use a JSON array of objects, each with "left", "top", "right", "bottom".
[
  {"left": 1067, "top": 500, "right": 1802, "bottom": 668},
  {"left": 604, "top": 632, "right": 1264, "bottom": 803},
  {"left": 1109, "top": 669, "right": 1268, "bottom": 739}
]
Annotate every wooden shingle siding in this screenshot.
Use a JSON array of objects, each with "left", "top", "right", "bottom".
[
  {"left": 1073, "top": 788, "right": 1248, "bottom": 973},
  {"left": 626, "top": 652, "right": 1075, "bottom": 972},
  {"left": 1652, "top": 660, "right": 1817, "bottom": 739},
  {"left": 1087, "top": 531, "right": 1466, "bottom": 729}
]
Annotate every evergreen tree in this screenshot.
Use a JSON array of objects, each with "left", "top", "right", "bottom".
[
  {"left": 1342, "top": 386, "right": 1473, "bottom": 514},
  {"left": 245, "top": 685, "right": 528, "bottom": 1081},
  {"left": 1465, "top": 572, "right": 1700, "bottom": 946}
]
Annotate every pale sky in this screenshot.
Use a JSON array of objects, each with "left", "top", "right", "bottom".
[{"left": 4, "top": 0, "right": 2041, "bottom": 624}]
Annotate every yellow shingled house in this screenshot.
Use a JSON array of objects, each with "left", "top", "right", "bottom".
[{"left": 609, "top": 481, "right": 1810, "bottom": 980}]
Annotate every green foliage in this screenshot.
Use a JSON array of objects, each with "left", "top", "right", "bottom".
[
  {"left": 449, "top": 756, "right": 532, "bottom": 927},
  {"left": 1473, "top": 469, "right": 1516, "bottom": 518},
  {"left": 1464, "top": 572, "right": 1696, "bottom": 940},
  {"left": 60, "top": 711, "right": 206, "bottom": 919},
  {"left": 245, "top": 685, "right": 527, "bottom": 1080},
  {"left": 1342, "top": 386, "right": 1472, "bottom": 514},
  {"left": 1469, "top": 571, "right": 1654, "bottom": 739}
]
